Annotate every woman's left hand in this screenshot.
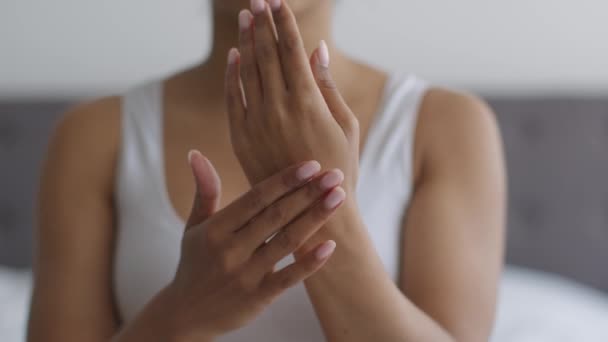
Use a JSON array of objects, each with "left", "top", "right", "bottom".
[{"left": 225, "top": 0, "right": 359, "bottom": 193}]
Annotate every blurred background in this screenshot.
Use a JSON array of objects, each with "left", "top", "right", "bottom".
[
  {"left": 2, "top": 0, "right": 608, "bottom": 97},
  {"left": 1, "top": 0, "right": 608, "bottom": 341}
]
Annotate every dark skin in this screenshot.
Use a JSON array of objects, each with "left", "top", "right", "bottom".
[{"left": 28, "top": 0, "right": 506, "bottom": 341}]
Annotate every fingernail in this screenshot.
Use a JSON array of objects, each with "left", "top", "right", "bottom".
[
  {"left": 239, "top": 10, "right": 252, "bottom": 31},
  {"left": 227, "top": 48, "right": 239, "bottom": 65},
  {"left": 187, "top": 150, "right": 198, "bottom": 165},
  {"left": 269, "top": 0, "right": 282, "bottom": 11},
  {"left": 320, "top": 169, "right": 344, "bottom": 190},
  {"left": 251, "top": 0, "right": 265, "bottom": 14},
  {"left": 324, "top": 187, "right": 345, "bottom": 209},
  {"left": 318, "top": 40, "right": 330, "bottom": 68},
  {"left": 296, "top": 161, "right": 321, "bottom": 181},
  {"left": 316, "top": 240, "right": 337, "bottom": 260}
]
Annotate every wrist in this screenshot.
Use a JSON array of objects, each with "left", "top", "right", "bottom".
[
  {"left": 294, "top": 196, "right": 364, "bottom": 259},
  {"left": 161, "top": 283, "right": 217, "bottom": 342},
  {"left": 153, "top": 286, "right": 192, "bottom": 342}
]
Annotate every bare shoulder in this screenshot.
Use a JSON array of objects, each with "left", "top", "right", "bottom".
[
  {"left": 418, "top": 88, "right": 499, "bottom": 147},
  {"left": 414, "top": 87, "right": 504, "bottom": 179},
  {"left": 54, "top": 96, "right": 121, "bottom": 146},
  {"left": 46, "top": 96, "right": 122, "bottom": 192}
]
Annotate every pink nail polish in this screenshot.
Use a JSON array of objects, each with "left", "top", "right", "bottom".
[
  {"left": 251, "top": 0, "right": 265, "bottom": 14},
  {"left": 227, "top": 48, "right": 239, "bottom": 65},
  {"left": 316, "top": 241, "right": 337, "bottom": 260},
  {"left": 188, "top": 150, "right": 197, "bottom": 164},
  {"left": 239, "top": 10, "right": 252, "bottom": 31},
  {"left": 296, "top": 161, "right": 321, "bottom": 181},
  {"left": 269, "top": 0, "right": 282, "bottom": 11},
  {"left": 324, "top": 187, "right": 345, "bottom": 209},
  {"left": 318, "top": 40, "right": 330, "bottom": 68},
  {"left": 320, "top": 169, "right": 344, "bottom": 190}
]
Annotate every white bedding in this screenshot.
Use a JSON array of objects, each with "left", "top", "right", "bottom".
[
  {"left": 491, "top": 267, "right": 608, "bottom": 341},
  {"left": 0, "top": 268, "right": 30, "bottom": 342},
  {"left": 1, "top": 266, "right": 607, "bottom": 342}
]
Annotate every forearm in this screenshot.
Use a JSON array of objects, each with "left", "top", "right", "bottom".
[
  {"left": 298, "top": 200, "right": 454, "bottom": 342},
  {"left": 112, "top": 286, "right": 213, "bottom": 342}
]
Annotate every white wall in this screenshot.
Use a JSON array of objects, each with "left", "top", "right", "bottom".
[{"left": 2, "top": 0, "right": 608, "bottom": 98}]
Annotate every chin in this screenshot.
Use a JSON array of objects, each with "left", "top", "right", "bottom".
[{"left": 213, "top": 0, "right": 321, "bottom": 15}]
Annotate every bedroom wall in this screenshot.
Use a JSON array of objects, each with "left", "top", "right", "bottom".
[{"left": 1, "top": 0, "right": 608, "bottom": 98}]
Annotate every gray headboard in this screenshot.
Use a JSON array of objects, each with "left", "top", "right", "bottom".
[
  {"left": 1, "top": 98, "right": 607, "bottom": 293},
  {"left": 0, "top": 102, "right": 70, "bottom": 269}
]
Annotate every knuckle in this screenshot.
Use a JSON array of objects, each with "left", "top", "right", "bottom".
[
  {"left": 245, "top": 187, "right": 265, "bottom": 211},
  {"left": 227, "top": 68, "right": 239, "bottom": 85},
  {"left": 254, "top": 243, "right": 270, "bottom": 260},
  {"left": 226, "top": 91, "right": 235, "bottom": 105},
  {"left": 277, "top": 273, "right": 293, "bottom": 290},
  {"left": 205, "top": 229, "right": 223, "bottom": 248},
  {"left": 235, "top": 274, "right": 257, "bottom": 294},
  {"left": 219, "top": 250, "right": 237, "bottom": 274},
  {"left": 228, "top": 77, "right": 241, "bottom": 94},
  {"left": 293, "top": 96, "right": 316, "bottom": 114},
  {"left": 345, "top": 115, "right": 360, "bottom": 135},
  {"left": 304, "top": 180, "right": 321, "bottom": 198},
  {"left": 239, "top": 55, "right": 254, "bottom": 71},
  {"left": 281, "top": 168, "right": 298, "bottom": 188},
  {"left": 282, "top": 34, "right": 302, "bottom": 55},
  {"left": 242, "top": 63, "right": 257, "bottom": 81},
  {"left": 262, "top": 102, "right": 280, "bottom": 118},
  {"left": 267, "top": 205, "right": 286, "bottom": 225},
  {"left": 256, "top": 41, "right": 275, "bottom": 59},
  {"left": 312, "top": 203, "right": 329, "bottom": 220},
  {"left": 226, "top": 93, "right": 239, "bottom": 110},
  {"left": 317, "top": 76, "right": 337, "bottom": 90},
  {"left": 240, "top": 30, "right": 253, "bottom": 47},
  {"left": 275, "top": 230, "right": 296, "bottom": 251}
]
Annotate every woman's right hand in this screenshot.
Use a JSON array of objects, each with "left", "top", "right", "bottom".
[{"left": 166, "top": 150, "right": 345, "bottom": 340}]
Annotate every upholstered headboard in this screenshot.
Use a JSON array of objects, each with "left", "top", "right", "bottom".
[
  {"left": 0, "top": 102, "right": 70, "bottom": 269},
  {"left": 1, "top": 98, "right": 607, "bottom": 292}
]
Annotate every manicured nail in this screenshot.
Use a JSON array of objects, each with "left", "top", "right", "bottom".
[
  {"left": 227, "top": 48, "right": 239, "bottom": 65},
  {"left": 318, "top": 40, "right": 330, "bottom": 68},
  {"left": 239, "top": 10, "right": 252, "bottom": 31},
  {"left": 187, "top": 150, "right": 198, "bottom": 165},
  {"left": 316, "top": 240, "right": 337, "bottom": 260},
  {"left": 320, "top": 169, "right": 344, "bottom": 190},
  {"left": 269, "top": 0, "right": 282, "bottom": 11},
  {"left": 324, "top": 187, "right": 345, "bottom": 209},
  {"left": 251, "top": 0, "right": 265, "bottom": 14},
  {"left": 296, "top": 161, "right": 321, "bottom": 181}
]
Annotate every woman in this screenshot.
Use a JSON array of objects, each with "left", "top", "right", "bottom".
[{"left": 28, "top": 0, "right": 506, "bottom": 341}]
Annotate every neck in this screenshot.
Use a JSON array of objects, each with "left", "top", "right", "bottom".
[{"left": 196, "top": 1, "right": 351, "bottom": 90}]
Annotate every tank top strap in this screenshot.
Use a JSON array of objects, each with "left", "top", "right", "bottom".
[
  {"left": 357, "top": 73, "right": 430, "bottom": 194},
  {"left": 117, "top": 80, "right": 175, "bottom": 225},
  {"left": 120, "top": 80, "right": 163, "bottom": 170}
]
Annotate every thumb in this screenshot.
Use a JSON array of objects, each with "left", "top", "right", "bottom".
[
  {"left": 185, "top": 150, "right": 222, "bottom": 229},
  {"left": 310, "top": 40, "right": 358, "bottom": 138}
]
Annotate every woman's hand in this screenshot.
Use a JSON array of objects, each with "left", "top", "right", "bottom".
[
  {"left": 225, "top": 0, "right": 360, "bottom": 192},
  {"left": 166, "top": 151, "right": 345, "bottom": 340}
]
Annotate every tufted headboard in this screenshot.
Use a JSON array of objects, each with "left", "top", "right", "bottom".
[{"left": 1, "top": 98, "right": 607, "bottom": 293}]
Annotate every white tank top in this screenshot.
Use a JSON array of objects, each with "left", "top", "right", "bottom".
[{"left": 113, "top": 74, "right": 429, "bottom": 341}]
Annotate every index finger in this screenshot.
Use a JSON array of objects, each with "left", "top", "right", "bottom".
[
  {"left": 269, "top": 0, "right": 317, "bottom": 92},
  {"left": 211, "top": 160, "right": 322, "bottom": 231}
]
